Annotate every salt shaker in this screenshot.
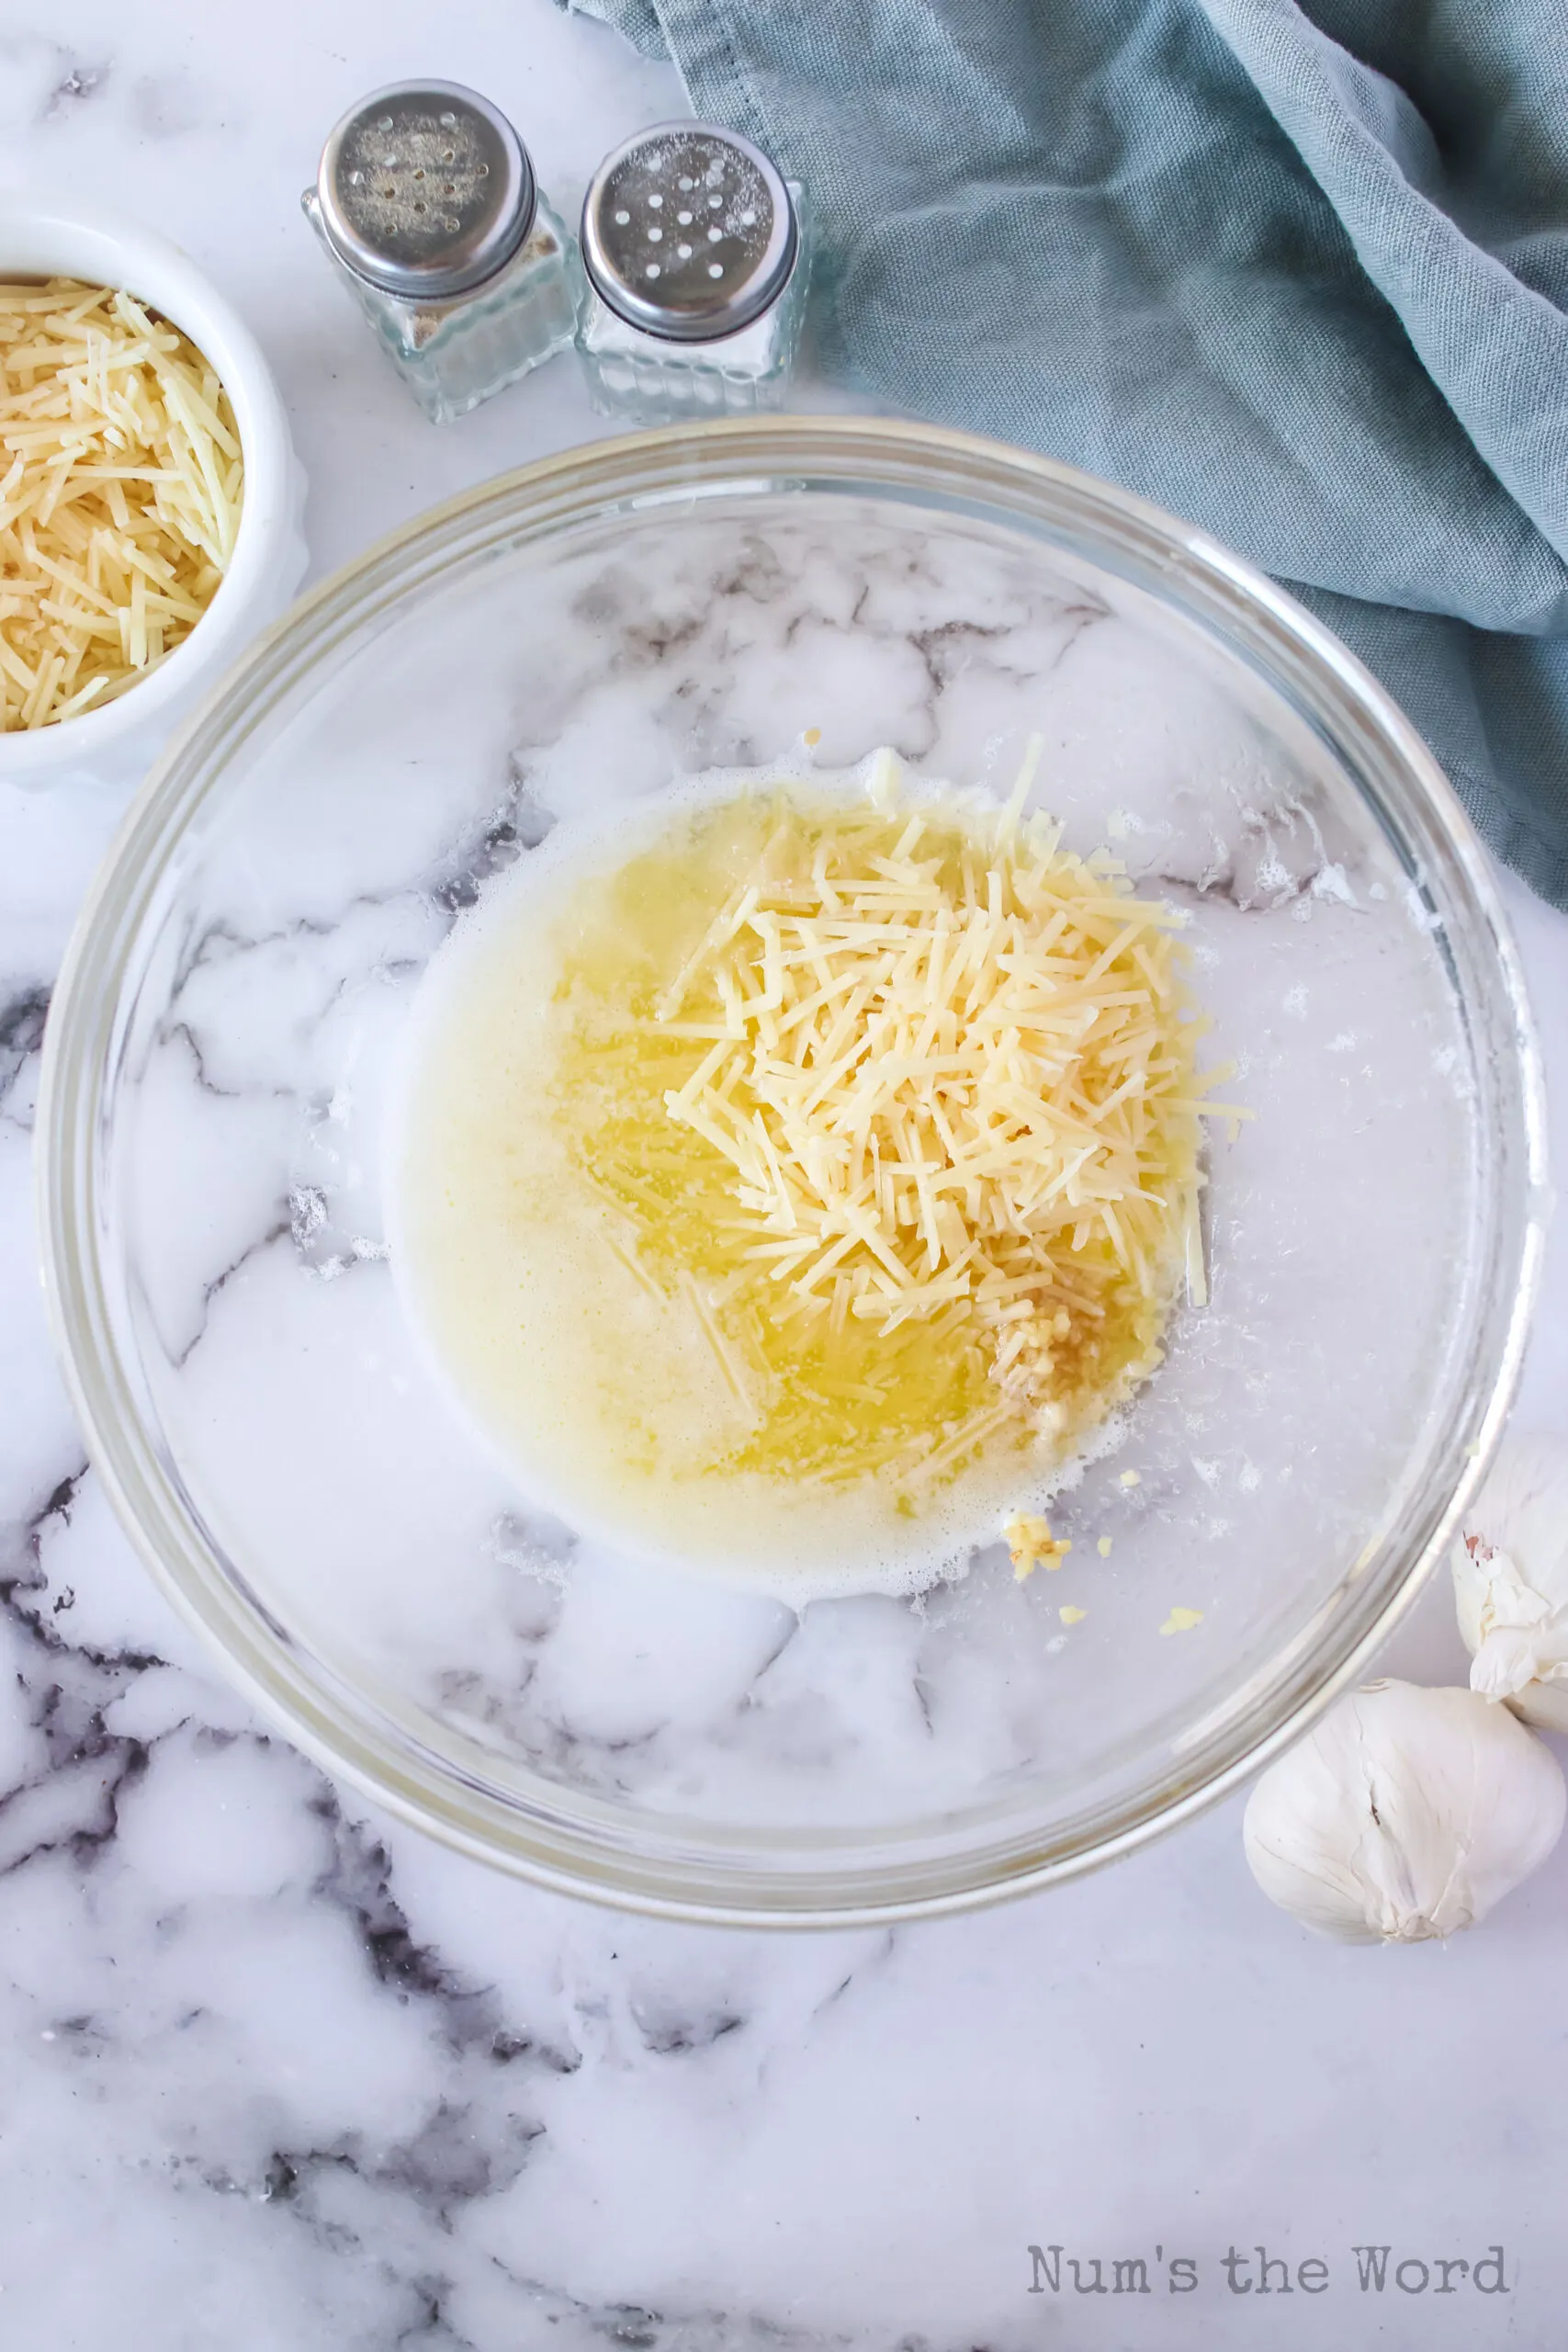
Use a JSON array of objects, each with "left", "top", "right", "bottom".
[
  {"left": 576, "top": 124, "right": 808, "bottom": 423},
  {"left": 302, "top": 81, "right": 576, "bottom": 425}
]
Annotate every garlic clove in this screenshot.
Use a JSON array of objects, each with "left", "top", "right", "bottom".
[
  {"left": 1504, "top": 1679, "right": 1568, "bottom": 1736},
  {"left": 1243, "top": 1679, "right": 1565, "bottom": 1944},
  {"left": 1452, "top": 1433, "right": 1568, "bottom": 1730}
]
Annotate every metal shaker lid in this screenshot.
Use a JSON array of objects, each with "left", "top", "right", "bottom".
[
  {"left": 581, "top": 123, "right": 796, "bottom": 342},
  {"left": 312, "top": 81, "right": 536, "bottom": 300}
]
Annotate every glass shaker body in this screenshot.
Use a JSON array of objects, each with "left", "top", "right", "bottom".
[
  {"left": 575, "top": 198, "right": 807, "bottom": 424},
  {"left": 304, "top": 188, "right": 576, "bottom": 425},
  {"left": 577, "top": 127, "right": 808, "bottom": 425},
  {"left": 304, "top": 80, "right": 577, "bottom": 426}
]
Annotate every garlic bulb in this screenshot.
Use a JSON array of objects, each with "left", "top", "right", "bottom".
[
  {"left": 1243, "top": 1679, "right": 1564, "bottom": 1943},
  {"left": 1451, "top": 1432, "right": 1568, "bottom": 1731}
]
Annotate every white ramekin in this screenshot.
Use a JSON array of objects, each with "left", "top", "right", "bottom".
[{"left": 0, "top": 193, "right": 307, "bottom": 786}]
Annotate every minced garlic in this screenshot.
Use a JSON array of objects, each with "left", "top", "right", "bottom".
[
  {"left": 1160, "top": 1607, "right": 1204, "bottom": 1635},
  {"left": 1005, "top": 1512, "right": 1072, "bottom": 1578},
  {"left": 0, "top": 278, "right": 242, "bottom": 729}
]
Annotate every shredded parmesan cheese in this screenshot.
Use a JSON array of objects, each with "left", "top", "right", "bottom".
[
  {"left": 0, "top": 278, "right": 242, "bottom": 729},
  {"left": 549, "top": 752, "right": 1240, "bottom": 1498}
]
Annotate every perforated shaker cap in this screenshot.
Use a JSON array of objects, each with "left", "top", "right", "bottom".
[
  {"left": 581, "top": 123, "right": 797, "bottom": 342},
  {"left": 313, "top": 81, "right": 536, "bottom": 300}
]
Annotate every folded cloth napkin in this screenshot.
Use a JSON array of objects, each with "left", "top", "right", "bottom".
[{"left": 565, "top": 0, "right": 1568, "bottom": 909}]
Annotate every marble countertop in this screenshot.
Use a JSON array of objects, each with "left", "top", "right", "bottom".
[{"left": 4, "top": 6, "right": 1568, "bottom": 2346}]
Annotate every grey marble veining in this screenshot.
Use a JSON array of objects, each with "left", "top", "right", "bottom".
[{"left": 2, "top": 6, "right": 1568, "bottom": 2348}]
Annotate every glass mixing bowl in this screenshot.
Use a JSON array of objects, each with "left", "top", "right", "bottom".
[{"left": 39, "top": 418, "right": 1546, "bottom": 1924}]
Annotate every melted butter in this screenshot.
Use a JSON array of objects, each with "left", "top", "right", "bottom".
[{"left": 391, "top": 775, "right": 1193, "bottom": 1598}]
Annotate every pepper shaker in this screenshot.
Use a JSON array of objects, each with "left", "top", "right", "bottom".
[
  {"left": 575, "top": 124, "right": 809, "bottom": 423},
  {"left": 302, "top": 81, "right": 576, "bottom": 425}
]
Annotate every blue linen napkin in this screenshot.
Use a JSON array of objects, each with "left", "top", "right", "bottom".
[{"left": 565, "top": 0, "right": 1568, "bottom": 910}]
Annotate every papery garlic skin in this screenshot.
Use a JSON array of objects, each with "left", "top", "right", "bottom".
[
  {"left": 1452, "top": 1433, "right": 1568, "bottom": 1732},
  {"left": 1243, "top": 1680, "right": 1564, "bottom": 1944}
]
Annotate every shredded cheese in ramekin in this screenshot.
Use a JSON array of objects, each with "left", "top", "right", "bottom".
[{"left": 0, "top": 277, "right": 243, "bottom": 729}]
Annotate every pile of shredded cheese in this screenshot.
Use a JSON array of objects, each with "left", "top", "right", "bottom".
[
  {"left": 554, "top": 752, "right": 1240, "bottom": 1497},
  {"left": 0, "top": 278, "right": 242, "bottom": 729}
]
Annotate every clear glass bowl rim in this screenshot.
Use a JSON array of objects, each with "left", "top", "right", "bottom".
[{"left": 37, "top": 415, "right": 1549, "bottom": 1928}]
